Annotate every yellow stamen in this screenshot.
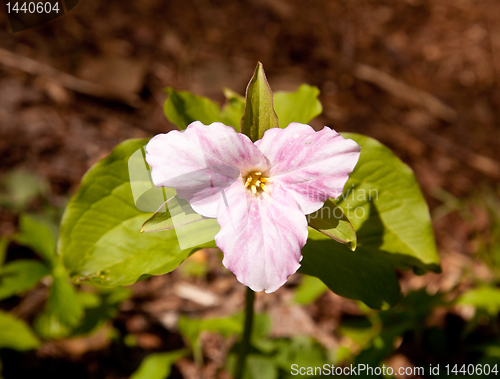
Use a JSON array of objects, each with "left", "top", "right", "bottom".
[
  {"left": 244, "top": 171, "right": 271, "bottom": 195},
  {"left": 244, "top": 176, "right": 252, "bottom": 188}
]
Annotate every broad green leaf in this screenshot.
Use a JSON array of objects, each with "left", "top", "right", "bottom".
[
  {"left": 163, "top": 87, "right": 245, "bottom": 131},
  {"left": 301, "top": 232, "right": 402, "bottom": 309},
  {"left": 178, "top": 314, "right": 242, "bottom": 366},
  {"left": 163, "top": 87, "right": 222, "bottom": 130},
  {"left": 163, "top": 82, "right": 321, "bottom": 133},
  {"left": 130, "top": 350, "right": 187, "bottom": 379},
  {"left": 0, "top": 169, "right": 48, "bottom": 210},
  {"left": 293, "top": 275, "right": 328, "bottom": 305},
  {"left": 275, "top": 337, "right": 328, "bottom": 376},
  {"left": 273, "top": 84, "right": 322, "bottom": 128},
  {"left": 0, "top": 238, "right": 8, "bottom": 266},
  {"left": 59, "top": 139, "right": 216, "bottom": 287},
  {"left": 34, "top": 303, "right": 71, "bottom": 339},
  {"left": 240, "top": 62, "right": 279, "bottom": 141},
  {"left": 35, "top": 287, "right": 131, "bottom": 339},
  {"left": 178, "top": 315, "right": 242, "bottom": 347},
  {"left": 185, "top": 312, "right": 271, "bottom": 345},
  {"left": 244, "top": 355, "right": 278, "bottom": 379},
  {"left": 47, "top": 272, "right": 84, "bottom": 327},
  {"left": 128, "top": 146, "right": 174, "bottom": 213},
  {"left": 338, "top": 133, "right": 440, "bottom": 272},
  {"left": 221, "top": 88, "right": 246, "bottom": 130},
  {"left": 226, "top": 354, "right": 278, "bottom": 379},
  {"left": 339, "top": 317, "right": 379, "bottom": 351},
  {"left": 352, "top": 290, "right": 443, "bottom": 367},
  {"left": 300, "top": 133, "right": 440, "bottom": 309},
  {"left": 0, "top": 311, "right": 40, "bottom": 350},
  {"left": 71, "top": 287, "right": 131, "bottom": 336},
  {"left": 0, "top": 260, "right": 50, "bottom": 300},
  {"left": 456, "top": 286, "right": 500, "bottom": 317},
  {"left": 178, "top": 312, "right": 272, "bottom": 368},
  {"left": 14, "top": 214, "right": 57, "bottom": 266},
  {"left": 141, "top": 196, "right": 207, "bottom": 232},
  {"left": 34, "top": 273, "right": 84, "bottom": 339},
  {"left": 307, "top": 199, "right": 356, "bottom": 251}
]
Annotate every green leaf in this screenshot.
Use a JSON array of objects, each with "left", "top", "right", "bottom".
[
  {"left": 128, "top": 146, "right": 174, "bottom": 213},
  {"left": 300, "top": 234, "right": 402, "bottom": 309},
  {"left": 178, "top": 315, "right": 242, "bottom": 348},
  {"left": 0, "top": 311, "right": 40, "bottom": 350},
  {"left": 273, "top": 84, "right": 322, "bottom": 128},
  {"left": 14, "top": 214, "right": 57, "bottom": 266},
  {"left": 240, "top": 62, "right": 279, "bottom": 141},
  {"left": 163, "top": 82, "right": 321, "bottom": 133},
  {"left": 300, "top": 133, "right": 440, "bottom": 309},
  {"left": 227, "top": 354, "right": 278, "bottom": 379},
  {"left": 0, "top": 238, "right": 9, "bottom": 266},
  {"left": 293, "top": 275, "right": 328, "bottom": 305},
  {"left": 274, "top": 337, "right": 328, "bottom": 375},
  {"left": 59, "top": 138, "right": 216, "bottom": 287},
  {"left": 163, "top": 87, "right": 245, "bottom": 131},
  {"left": 34, "top": 273, "right": 84, "bottom": 339},
  {"left": 141, "top": 196, "right": 207, "bottom": 232},
  {"left": 221, "top": 88, "right": 246, "bottom": 131},
  {"left": 47, "top": 272, "right": 84, "bottom": 327},
  {"left": 338, "top": 133, "right": 440, "bottom": 272},
  {"left": 307, "top": 199, "right": 356, "bottom": 250},
  {"left": 178, "top": 314, "right": 243, "bottom": 367},
  {"left": 352, "top": 290, "right": 443, "bottom": 367},
  {"left": 0, "top": 260, "right": 50, "bottom": 300},
  {"left": 130, "top": 350, "right": 187, "bottom": 379},
  {"left": 0, "top": 169, "right": 48, "bottom": 210},
  {"left": 71, "top": 287, "right": 131, "bottom": 336},
  {"left": 163, "top": 87, "right": 222, "bottom": 130},
  {"left": 244, "top": 355, "right": 278, "bottom": 379},
  {"left": 456, "top": 286, "right": 500, "bottom": 317}
]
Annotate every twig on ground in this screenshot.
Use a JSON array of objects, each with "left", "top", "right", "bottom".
[
  {"left": 0, "top": 47, "right": 141, "bottom": 108},
  {"left": 411, "top": 128, "right": 500, "bottom": 179},
  {"left": 354, "top": 63, "right": 457, "bottom": 122},
  {"left": 175, "top": 283, "right": 219, "bottom": 307}
]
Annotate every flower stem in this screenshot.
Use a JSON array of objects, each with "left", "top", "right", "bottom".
[{"left": 234, "top": 287, "right": 255, "bottom": 379}]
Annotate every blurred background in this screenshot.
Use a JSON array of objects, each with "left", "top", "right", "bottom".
[{"left": 0, "top": 0, "right": 499, "bottom": 378}]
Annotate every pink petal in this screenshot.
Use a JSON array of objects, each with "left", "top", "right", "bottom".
[
  {"left": 255, "top": 123, "right": 361, "bottom": 214},
  {"left": 146, "top": 121, "right": 268, "bottom": 218},
  {"left": 214, "top": 180, "right": 308, "bottom": 293}
]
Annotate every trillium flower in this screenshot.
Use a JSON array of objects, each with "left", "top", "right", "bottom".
[{"left": 146, "top": 121, "right": 361, "bottom": 293}]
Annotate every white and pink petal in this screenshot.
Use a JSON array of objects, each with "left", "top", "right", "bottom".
[
  {"left": 255, "top": 123, "right": 361, "bottom": 214},
  {"left": 214, "top": 180, "right": 308, "bottom": 293},
  {"left": 146, "top": 121, "right": 268, "bottom": 217}
]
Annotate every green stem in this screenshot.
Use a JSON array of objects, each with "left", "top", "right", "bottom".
[{"left": 234, "top": 287, "right": 255, "bottom": 379}]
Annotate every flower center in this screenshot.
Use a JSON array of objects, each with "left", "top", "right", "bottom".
[{"left": 244, "top": 171, "right": 270, "bottom": 195}]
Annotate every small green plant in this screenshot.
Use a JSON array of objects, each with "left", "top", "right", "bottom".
[
  {"left": 57, "top": 63, "right": 440, "bottom": 377},
  {"left": 0, "top": 214, "right": 130, "bottom": 346}
]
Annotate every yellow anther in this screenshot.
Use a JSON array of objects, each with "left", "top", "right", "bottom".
[
  {"left": 244, "top": 171, "right": 271, "bottom": 195},
  {"left": 244, "top": 176, "right": 252, "bottom": 188}
]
